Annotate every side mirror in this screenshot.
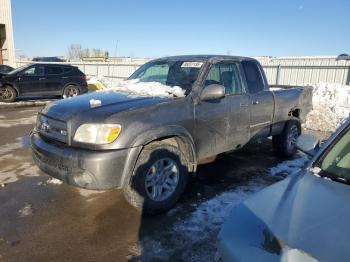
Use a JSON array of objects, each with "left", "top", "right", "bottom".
[
  {"left": 296, "top": 133, "right": 320, "bottom": 156},
  {"left": 200, "top": 84, "right": 225, "bottom": 101}
]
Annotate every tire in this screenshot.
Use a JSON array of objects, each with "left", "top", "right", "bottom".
[
  {"left": 63, "top": 85, "right": 80, "bottom": 98},
  {"left": 272, "top": 120, "right": 301, "bottom": 157},
  {"left": 123, "top": 142, "right": 188, "bottom": 215},
  {"left": 0, "top": 85, "right": 17, "bottom": 102}
]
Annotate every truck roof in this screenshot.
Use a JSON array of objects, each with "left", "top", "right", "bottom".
[{"left": 153, "top": 55, "right": 256, "bottom": 63}]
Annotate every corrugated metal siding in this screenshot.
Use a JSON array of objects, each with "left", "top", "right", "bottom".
[
  {"left": 255, "top": 56, "right": 350, "bottom": 85},
  {"left": 17, "top": 56, "right": 350, "bottom": 86}
]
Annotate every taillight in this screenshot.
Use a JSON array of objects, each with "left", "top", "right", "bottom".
[{"left": 80, "top": 75, "right": 86, "bottom": 80}]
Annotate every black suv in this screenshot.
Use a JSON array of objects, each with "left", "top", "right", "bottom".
[{"left": 0, "top": 64, "right": 88, "bottom": 102}]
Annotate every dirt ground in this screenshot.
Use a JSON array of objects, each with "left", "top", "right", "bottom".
[{"left": 0, "top": 106, "right": 330, "bottom": 262}]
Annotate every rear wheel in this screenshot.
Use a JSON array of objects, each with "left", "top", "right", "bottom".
[
  {"left": 63, "top": 85, "right": 80, "bottom": 98},
  {"left": 0, "top": 85, "right": 16, "bottom": 102},
  {"left": 123, "top": 142, "right": 188, "bottom": 214},
  {"left": 272, "top": 120, "right": 301, "bottom": 157}
]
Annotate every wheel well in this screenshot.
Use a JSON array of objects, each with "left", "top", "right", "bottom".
[
  {"left": 2, "top": 83, "right": 18, "bottom": 95},
  {"left": 145, "top": 136, "right": 196, "bottom": 172},
  {"left": 63, "top": 83, "right": 80, "bottom": 94}
]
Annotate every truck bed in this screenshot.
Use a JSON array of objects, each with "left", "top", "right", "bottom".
[{"left": 270, "top": 85, "right": 313, "bottom": 124}]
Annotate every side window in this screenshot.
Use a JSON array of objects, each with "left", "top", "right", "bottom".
[
  {"left": 241, "top": 61, "right": 265, "bottom": 94},
  {"left": 205, "top": 62, "right": 242, "bottom": 95},
  {"left": 63, "top": 67, "right": 72, "bottom": 73},
  {"left": 23, "top": 66, "right": 44, "bottom": 76},
  {"left": 45, "top": 66, "right": 63, "bottom": 75},
  {"left": 23, "top": 67, "right": 36, "bottom": 76}
]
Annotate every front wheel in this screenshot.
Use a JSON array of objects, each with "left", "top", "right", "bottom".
[
  {"left": 63, "top": 85, "right": 80, "bottom": 98},
  {"left": 123, "top": 142, "right": 188, "bottom": 214},
  {"left": 0, "top": 85, "right": 17, "bottom": 102},
  {"left": 272, "top": 120, "right": 301, "bottom": 157}
]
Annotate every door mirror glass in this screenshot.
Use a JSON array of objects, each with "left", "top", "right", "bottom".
[
  {"left": 296, "top": 133, "right": 320, "bottom": 156},
  {"left": 200, "top": 84, "right": 225, "bottom": 101}
]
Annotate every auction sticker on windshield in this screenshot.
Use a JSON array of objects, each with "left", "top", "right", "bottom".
[{"left": 181, "top": 62, "right": 203, "bottom": 68}]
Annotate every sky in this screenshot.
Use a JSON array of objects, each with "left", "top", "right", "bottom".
[{"left": 11, "top": 0, "right": 350, "bottom": 58}]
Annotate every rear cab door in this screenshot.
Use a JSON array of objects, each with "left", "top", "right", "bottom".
[
  {"left": 241, "top": 60, "right": 274, "bottom": 139},
  {"left": 44, "top": 65, "right": 64, "bottom": 95},
  {"left": 18, "top": 65, "right": 45, "bottom": 95}
]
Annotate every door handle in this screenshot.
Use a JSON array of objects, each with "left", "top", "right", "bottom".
[
  {"left": 240, "top": 103, "right": 249, "bottom": 107},
  {"left": 252, "top": 101, "right": 260, "bottom": 105},
  {"left": 39, "top": 77, "right": 46, "bottom": 80}
]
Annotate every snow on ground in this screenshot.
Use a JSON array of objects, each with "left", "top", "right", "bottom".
[
  {"left": 0, "top": 100, "right": 52, "bottom": 107},
  {"left": 46, "top": 178, "right": 63, "bottom": 185},
  {"left": 173, "top": 181, "right": 266, "bottom": 242},
  {"left": 270, "top": 153, "right": 309, "bottom": 176},
  {"left": 0, "top": 162, "right": 40, "bottom": 185},
  {"left": 0, "top": 116, "right": 36, "bottom": 128},
  {"left": 305, "top": 82, "right": 350, "bottom": 132},
  {"left": 18, "top": 203, "right": 33, "bottom": 217},
  {"left": 87, "top": 76, "right": 185, "bottom": 98},
  {"left": 0, "top": 138, "right": 23, "bottom": 155}
]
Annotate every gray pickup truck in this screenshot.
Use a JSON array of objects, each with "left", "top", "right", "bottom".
[{"left": 30, "top": 55, "right": 312, "bottom": 214}]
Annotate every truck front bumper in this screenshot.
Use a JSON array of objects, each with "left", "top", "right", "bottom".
[{"left": 30, "top": 132, "right": 134, "bottom": 190}]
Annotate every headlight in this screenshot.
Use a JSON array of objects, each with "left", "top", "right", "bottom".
[{"left": 73, "top": 124, "right": 121, "bottom": 144}]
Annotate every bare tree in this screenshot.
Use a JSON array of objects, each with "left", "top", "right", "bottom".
[{"left": 67, "top": 44, "right": 82, "bottom": 61}]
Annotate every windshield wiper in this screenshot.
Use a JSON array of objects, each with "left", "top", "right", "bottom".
[{"left": 311, "top": 166, "right": 350, "bottom": 185}]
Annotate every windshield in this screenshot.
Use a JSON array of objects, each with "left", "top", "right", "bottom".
[
  {"left": 318, "top": 126, "right": 350, "bottom": 181},
  {"left": 128, "top": 60, "right": 203, "bottom": 95},
  {"left": 7, "top": 65, "right": 29, "bottom": 75}
]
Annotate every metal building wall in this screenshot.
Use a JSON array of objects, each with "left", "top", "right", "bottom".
[
  {"left": 0, "top": 0, "right": 15, "bottom": 66},
  {"left": 17, "top": 56, "right": 350, "bottom": 86},
  {"left": 255, "top": 56, "right": 350, "bottom": 85}
]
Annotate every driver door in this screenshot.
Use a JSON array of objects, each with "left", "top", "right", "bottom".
[
  {"left": 194, "top": 62, "right": 250, "bottom": 159},
  {"left": 18, "top": 65, "right": 45, "bottom": 95}
]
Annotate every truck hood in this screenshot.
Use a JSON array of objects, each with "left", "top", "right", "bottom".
[
  {"left": 41, "top": 91, "right": 172, "bottom": 121},
  {"left": 218, "top": 173, "right": 350, "bottom": 262}
]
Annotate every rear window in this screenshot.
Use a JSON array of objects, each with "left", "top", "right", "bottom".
[
  {"left": 242, "top": 61, "right": 265, "bottom": 94},
  {"left": 45, "top": 66, "right": 63, "bottom": 75}
]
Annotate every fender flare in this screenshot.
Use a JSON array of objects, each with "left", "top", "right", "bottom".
[{"left": 120, "top": 125, "right": 197, "bottom": 187}]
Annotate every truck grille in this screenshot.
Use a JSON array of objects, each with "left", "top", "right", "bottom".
[{"left": 37, "top": 113, "right": 68, "bottom": 144}]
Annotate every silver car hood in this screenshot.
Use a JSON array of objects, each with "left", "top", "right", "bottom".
[{"left": 218, "top": 172, "right": 350, "bottom": 262}]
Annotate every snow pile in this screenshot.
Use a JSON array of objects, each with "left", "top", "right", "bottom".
[
  {"left": 97, "top": 77, "right": 124, "bottom": 89},
  {"left": 98, "top": 79, "right": 185, "bottom": 98},
  {"left": 305, "top": 82, "right": 350, "bottom": 132},
  {"left": 86, "top": 76, "right": 106, "bottom": 91},
  {"left": 270, "top": 153, "right": 309, "bottom": 176},
  {"left": 86, "top": 76, "right": 101, "bottom": 85}
]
